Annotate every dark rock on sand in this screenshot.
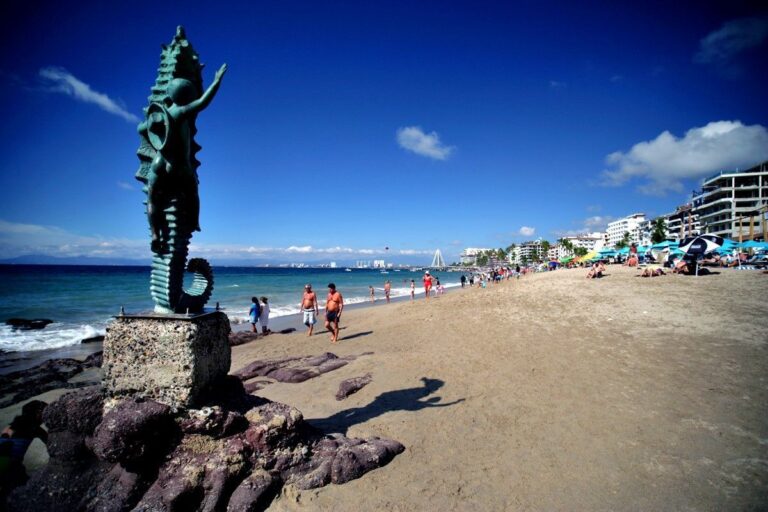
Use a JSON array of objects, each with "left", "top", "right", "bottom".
[
  {"left": 91, "top": 399, "right": 176, "bottom": 467},
  {"left": 233, "top": 352, "right": 357, "bottom": 385},
  {"left": 229, "top": 331, "right": 261, "bottom": 346},
  {"left": 0, "top": 352, "right": 103, "bottom": 408},
  {"left": 7, "top": 367, "right": 404, "bottom": 511},
  {"left": 82, "top": 334, "right": 106, "bottom": 344},
  {"left": 336, "top": 373, "right": 373, "bottom": 400},
  {"left": 5, "top": 318, "right": 53, "bottom": 330}
]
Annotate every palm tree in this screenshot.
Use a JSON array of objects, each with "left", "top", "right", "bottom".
[
  {"left": 650, "top": 218, "right": 667, "bottom": 244},
  {"left": 540, "top": 240, "right": 551, "bottom": 260},
  {"left": 615, "top": 231, "right": 631, "bottom": 249},
  {"left": 574, "top": 247, "right": 588, "bottom": 257}
]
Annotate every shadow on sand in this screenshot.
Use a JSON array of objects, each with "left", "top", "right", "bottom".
[
  {"left": 338, "top": 330, "right": 373, "bottom": 341},
  {"left": 310, "top": 377, "right": 464, "bottom": 435}
]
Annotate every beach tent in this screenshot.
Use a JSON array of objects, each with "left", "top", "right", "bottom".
[
  {"left": 740, "top": 240, "right": 768, "bottom": 250},
  {"left": 559, "top": 256, "right": 573, "bottom": 264},
  {"left": 579, "top": 250, "right": 599, "bottom": 262}
]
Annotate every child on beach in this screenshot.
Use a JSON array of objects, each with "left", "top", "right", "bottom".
[
  {"left": 249, "top": 297, "right": 260, "bottom": 333},
  {"left": 259, "top": 296, "right": 271, "bottom": 335}
]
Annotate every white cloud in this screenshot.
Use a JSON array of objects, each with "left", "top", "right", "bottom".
[
  {"left": 519, "top": 226, "right": 535, "bottom": 237},
  {"left": 396, "top": 126, "right": 454, "bottom": 160},
  {"left": 0, "top": 219, "right": 435, "bottom": 262},
  {"left": 694, "top": 17, "right": 768, "bottom": 66},
  {"left": 601, "top": 120, "right": 768, "bottom": 194},
  {"left": 39, "top": 67, "right": 139, "bottom": 123},
  {"left": 117, "top": 181, "right": 134, "bottom": 191}
]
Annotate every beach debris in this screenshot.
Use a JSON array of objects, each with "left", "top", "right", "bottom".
[
  {"left": 233, "top": 352, "right": 357, "bottom": 385},
  {"left": 4, "top": 318, "right": 53, "bottom": 330},
  {"left": 0, "top": 351, "right": 102, "bottom": 408},
  {"left": 8, "top": 378, "right": 404, "bottom": 511},
  {"left": 335, "top": 373, "right": 373, "bottom": 401}
]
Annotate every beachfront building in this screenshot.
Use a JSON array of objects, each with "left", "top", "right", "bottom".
[
  {"left": 459, "top": 247, "right": 492, "bottom": 265},
  {"left": 557, "top": 233, "right": 605, "bottom": 258},
  {"left": 606, "top": 213, "right": 646, "bottom": 247},
  {"left": 372, "top": 259, "right": 386, "bottom": 269},
  {"left": 639, "top": 204, "right": 700, "bottom": 245},
  {"left": 510, "top": 239, "right": 545, "bottom": 264},
  {"left": 692, "top": 160, "right": 768, "bottom": 240}
]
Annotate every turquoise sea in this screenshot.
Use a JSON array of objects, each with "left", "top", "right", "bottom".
[{"left": 0, "top": 265, "right": 462, "bottom": 353}]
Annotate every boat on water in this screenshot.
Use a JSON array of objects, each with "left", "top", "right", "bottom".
[
  {"left": 344, "top": 268, "right": 352, "bottom": 272},
  {"left": 380, "top": 271, "right": 389, "bottom": 274}
]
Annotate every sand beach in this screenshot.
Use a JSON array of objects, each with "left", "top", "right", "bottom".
[{"left": 4, "top": 265, "right": 767, "bottom": 510}]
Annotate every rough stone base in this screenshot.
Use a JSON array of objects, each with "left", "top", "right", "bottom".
[{"left": 103, "top": 312, "right": 231, "bottom": 409}]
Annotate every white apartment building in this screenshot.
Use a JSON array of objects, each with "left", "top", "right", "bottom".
[
  {"left": 557, "top": 233, "right": 605, "bottom": 257},
  {"left": 692, "top": 160, "right": 768, "bottom": 240},
  {"left": 639, "top": 204, "right": 700, "bottom": 245},
  {"left": 459, "top": 247, "right": 492, "bottom": 265},
  {"left": 372, "top": 259, "right": 386, "bottom": 268},
  {"left": 606, "top": 213, "right": 646, "bottom": 247},
  {"left": 510, "top": 239, "right": 544, "bottom": 264}
]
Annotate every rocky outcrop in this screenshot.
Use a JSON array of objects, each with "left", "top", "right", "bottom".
[
  {"left": 0, "top": 351, "right": 102, "bottom": 408},
  {"left": 233, "top": 352, "right": 359, "bottom": 387},
  {"left": 8, "top": 378, "right": 404, "bottom": 511},
  {"left": 335, "top": 373, "right": 373, "bottom": 400},
  {"left": 5, "top": 318, "right": 53, "bottom": 330}
]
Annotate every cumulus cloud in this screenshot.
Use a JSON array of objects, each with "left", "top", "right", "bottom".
[
  {"left": 39, "top": 67, "right": 139, "bottom": 123},
  {"left": 694, "top": 17, "right": 768, "bottom": 67},
  {"left": 601, "top": 120, "right": 768, "bottom": 194},
  {"left": 519, "top": 226, "right": 535, "bottom": 237},
  {"left": 396, "top": 126, "right": 454, "bottom": 160}
]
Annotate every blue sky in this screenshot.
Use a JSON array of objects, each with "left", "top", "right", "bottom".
[{"left": 1, "top": 1, "right": 767, "bottom": 264}]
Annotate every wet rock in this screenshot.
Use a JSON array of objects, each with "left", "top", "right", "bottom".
[
  {"left": 243, "top": 380, "right": 271, "bottom": 393},
  {"left": 335, "top": 373, "right": 373, "bottom": 400},
  {"left": 82, "top": 334, "right": 106, "bottom": 343},
  {"left": 91, "top": 398, "right": 176, "bottom": 467},
  {"left": 227, "top": 470, "right": 280, "bottom": 512},
  {"left": 0, "top": 353, "right": 103, "bottom": 408},
  {"left": 5, "top": 317, "right": 53, "bottom": 330}
]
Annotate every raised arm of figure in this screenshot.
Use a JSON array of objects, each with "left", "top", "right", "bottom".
[{"left": 181, "top": 63, "right": 227, "bottom": 116}]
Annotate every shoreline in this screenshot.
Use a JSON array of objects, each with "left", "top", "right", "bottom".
[{"left": 2, "top": 266, "right": 767, "bottom": 509}]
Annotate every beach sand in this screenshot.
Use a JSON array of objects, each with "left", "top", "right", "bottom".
[{"left": 5, "top": 266, "right": 767, "bottom": 510}]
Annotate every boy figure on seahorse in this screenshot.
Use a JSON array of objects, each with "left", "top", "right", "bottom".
[{"left": 145, "top": 63, "right": 227, "bottom": 253}]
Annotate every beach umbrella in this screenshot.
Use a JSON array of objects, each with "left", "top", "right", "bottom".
[
  {"left": 741, "top": 240, "right": 768, "bottom": 250},
  {"left": 617, "top": 247, "right": 630, "bottom": 255},
  {"left": 679, "top": 235, "right": 724, "bottom": 275}
]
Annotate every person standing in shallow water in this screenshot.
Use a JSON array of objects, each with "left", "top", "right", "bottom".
[
  {"left": 384, "top": 280, "right": 392, "bottom": 303},
  {"left": 259, "top": 297, "right": 271, "bottom": 335},
  {"left": 249, "top": 297, "right": 260, "bottom": 333},
  {"left": 325, "top": 283, "right": 343, "bottom": 343},
  {"left": 300, "top": 284, "right": 319, "bottom": 336},
  {"left": 410, "top": 279, "right": 415, "bottom": 300},
  {"left": 423, "top": 271, "right": 433, "bottom": 300}
]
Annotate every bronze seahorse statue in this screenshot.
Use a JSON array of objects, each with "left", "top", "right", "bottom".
[{"left": 135, "top": 26, "right": 226, "bottom": 314}]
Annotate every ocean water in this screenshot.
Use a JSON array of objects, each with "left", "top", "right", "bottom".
[{"left": 0, "top": 265, "right": 461, "bottom": 353}]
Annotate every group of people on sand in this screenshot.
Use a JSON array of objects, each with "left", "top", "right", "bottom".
[
  {"left": 299, "top": 283, "right": 343, "bottom": 343},
  {"left": 586, "top": 261, "right": 606, "bottom": 279},
  {"left": 248, "top": 296, "right": 271, "bottom": 335}
]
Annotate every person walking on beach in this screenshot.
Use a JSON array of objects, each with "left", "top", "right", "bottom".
[
  {"left": 300, "top": 284, "right": 319, "bottom": 336},
  {"left": 325, "top": 283, "right": 343, "bottom": 343},
  {"left": 249, "top": 297, "right": 261, "bottom": 333},
  {"left": 460, "top": 274, "right": 466, "bottom": 288},
  {"left": 369, "top": 286, "right": 375, "bottom": 303},
  {"left": 410, "top": 279, "right": 415, "bottom": 300},
  {"left": 423, "top": 271, "right": 433, "bottom": 300},
  {"left": 384, "top": 280, "right": 392, "bottom": 303},
  {"left": 259, "top": 296, "right": 271, "bottom": 335}
]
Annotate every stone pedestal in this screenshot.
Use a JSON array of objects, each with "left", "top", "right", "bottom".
[{"left": 103, "top": 311, "right": 231, "bottom": 410}]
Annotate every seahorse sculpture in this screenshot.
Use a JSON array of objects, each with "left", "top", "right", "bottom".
[{"left": 135, "top": 26, "right": 227, "bottom": 314}]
